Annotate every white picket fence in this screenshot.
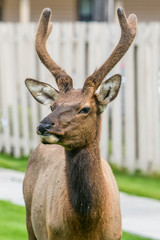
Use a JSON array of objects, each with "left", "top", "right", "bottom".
[{"left": 0, "top": 22, "right": 160, "bottom": 173}]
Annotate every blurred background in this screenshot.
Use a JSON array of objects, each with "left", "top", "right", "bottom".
[
  {"left": 0, "top": 1, "right": 160, "bottom": 240},
  {"left": 0, "top": 0, "right": 160, "bottom": 174}
]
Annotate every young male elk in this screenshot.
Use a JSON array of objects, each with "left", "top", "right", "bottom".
[{"left": 23, "top": 8, "right": 137, "bottom": 240}]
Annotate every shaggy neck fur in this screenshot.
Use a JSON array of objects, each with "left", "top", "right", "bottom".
[{"left": 65, "top": 117, "right": 107, "bottom": 230}]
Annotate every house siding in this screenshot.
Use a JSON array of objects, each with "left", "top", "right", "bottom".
[
  {"left": 2, "top": 0, "right": 160, "bottom": 23},
  {"left": 30, "top": 0, "right": 77, "bottom": 22},
  {"left": 3, "top": 0, "right": 19, "bottom": 22},
  {"left": 123, "top": 0, "right": 160, "bottom": 22},
  {"left": 2, "top": 0, "right": 77, "bottom": 22}
]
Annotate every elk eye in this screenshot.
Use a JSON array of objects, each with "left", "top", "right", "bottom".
[
  {"left": 78, "top": 107, "right": 90, "bottom": 114},
  {"left": 49, "top": 106, "right": 53, "bottom": 111}
]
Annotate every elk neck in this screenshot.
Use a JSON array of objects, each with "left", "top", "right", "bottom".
[{"left": 65, "top": 121, "right": 107, "bottom": 226}]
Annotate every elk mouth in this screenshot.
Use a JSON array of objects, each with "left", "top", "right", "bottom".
[{"left": 39, "top": 134, "right": 60, "bottom": 144}]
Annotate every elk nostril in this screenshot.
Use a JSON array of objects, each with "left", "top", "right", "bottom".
[
  {"left": 45, "top": 124, "right": 53, "bottom": 130},
  {"left": 37, "top": 123, "right": 52, "bottom": 135},
  {"left": 37, "top": 123, "right": 45, "bottom": 135}
]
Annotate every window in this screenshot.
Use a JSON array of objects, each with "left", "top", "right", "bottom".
[
  {"left": 78, "top": 0, "right": 93, "bottom": 21},
  {"left": 78, "top": 0, "right": 107, "bottom": 22}
]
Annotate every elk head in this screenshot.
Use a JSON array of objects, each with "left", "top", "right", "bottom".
[{"left": 25, "top": 8, "right": 137, "bottom": 150}]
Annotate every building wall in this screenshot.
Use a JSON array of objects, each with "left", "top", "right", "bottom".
[
  {"left": 30, "top": 0, "right": 77, "bottom": 22},
  {"left": 3, "top": 0, "right": 19, "bottom": 22},
  {"left": 123, "top": 0, "right": 160, "bottom": 22},
  {"left": 2, "top": 0, "right": 77, "bottom": 22},
  {"left": 2, "top": 0, "right": 160, "bottom": 23}
]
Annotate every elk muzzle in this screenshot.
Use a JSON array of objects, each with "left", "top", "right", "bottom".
[
  {"left": 37, "top": 123, "right": 52, "bottom": 135},
  {"left": 37, "top": 123, "right": 59, "bottom": 144}
]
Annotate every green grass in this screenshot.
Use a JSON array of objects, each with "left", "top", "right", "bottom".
[
  {"left": 0, "top": 153, "right": 28, "bottom": 172},
  {"left": 0, "top": 200, "right": 151, "bottom": 240},
  {"left": 111, "top": 165, "right": 160, "bottom": 200},
  {"left": 122, "top": 232, "right": 152, "bottom": 240},
  {"left": 0, "top": 201, "right": 27, "bottom": 240}
]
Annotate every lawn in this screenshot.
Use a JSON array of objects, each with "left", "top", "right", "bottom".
[
  {"left": 0, "top": 200, "right": 152, "bottom": 240},
  {"left": 0, "top": 201, "right": 27, "bottom": 240},
  {"left": 112, "top": 165, "right": 160, "bottom": 200},
  {"left": 0, "top": 153, "right": 28, "bottom": 172}
]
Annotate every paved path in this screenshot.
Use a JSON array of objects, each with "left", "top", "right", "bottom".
[
  {"left": 0, "top": 168, "right": 160, "bottom": 240},
  {"left": 121, "top": 193, "right": 160, "bottom": 239}
]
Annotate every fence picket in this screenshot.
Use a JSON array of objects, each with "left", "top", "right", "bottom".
[
  {"left": 0, "top": 25, "right": 11, "bottom": 154},
  {"left": 124, "top": 45, "right": 136, "bottom": 172},
  {"left": 137, "top": 24, "right": 148, "bottom": 172},
  {"left": 7, "top": 24, "right": 21, "bottom": 157},
  {"left": 61, "top": 23, "right": 73, "bottom": 77},
  {"left": 151, "top": 23, "right": 160, "bottom": 171},
  {"left": 27, "top": 24, "right": 40, "bottom": 149},
  {"left": 74, "top": 22, "right": 86, "bottom": 89},
  {"left": 88, "top": 22, "right": 100, "bottom": 75},
  {"left": 16, "top": 24, "right": 31, "bottom": 155},
  {"left": 145, "top": 33, "right": 154, "bottom": 171}
]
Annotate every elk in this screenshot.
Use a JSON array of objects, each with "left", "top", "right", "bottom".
[{"left": 23, "top": 7, "right": 137, "bottom": 240}]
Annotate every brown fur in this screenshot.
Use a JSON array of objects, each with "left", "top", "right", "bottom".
[
  {"left": 23, "top": 145, "right": 121, "bottom": 240},
  {"left": 23, "top": 7, "right": 137, "bottom": 240},
  {"left": 23, "top": 93, "right": 122, "bottom": 240}
]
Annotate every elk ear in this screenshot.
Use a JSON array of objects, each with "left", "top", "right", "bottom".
[
  {"left": 25, "top": 79, "right": 59, "bottom": 105},
  {"left": 97, "top": 74, "right": 121, "bottom": 113}
]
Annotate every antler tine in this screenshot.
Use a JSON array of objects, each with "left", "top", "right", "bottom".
[
  {"left": 83, "top": 8, "right": 137, "bottom": 95},
  {"left": 36, "top": 8, "right": 73, "bottom": 92}
]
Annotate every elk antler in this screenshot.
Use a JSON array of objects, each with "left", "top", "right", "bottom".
[
  {"left": 36, "top": 8, "right": 73, "bottom": 92},
  {"left": 83, "top": 8, "right": 137, "bottom": 95}
]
